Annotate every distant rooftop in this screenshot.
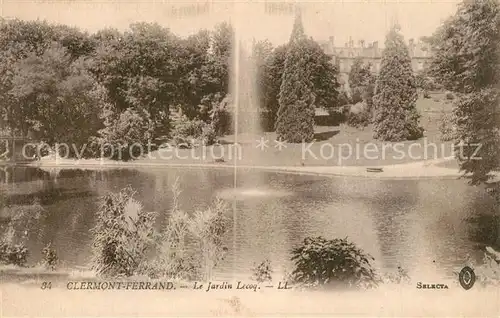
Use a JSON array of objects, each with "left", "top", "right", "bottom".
[{"left": 318, "top": 36, "right": 431, "bottom": 59}]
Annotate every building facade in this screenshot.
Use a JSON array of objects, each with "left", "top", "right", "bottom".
[{"left": 319, "top": 36, "right": 432, "bottom": 86}]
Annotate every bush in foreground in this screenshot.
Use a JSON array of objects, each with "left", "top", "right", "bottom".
[
  {"left": 290, "top": 236, "right": 378, "bottom": 289},
  {"left": 90, "top": 186, "right": 158, "bottom": 277},
  {"left": 41, "top": 243, "right": 59, "bottom": 271},
  {"left": 0, "top": 224, "right": 28, "bottom": 266},
  {"left": 95, "top": 181, "right": 230, "bottom": 281}
]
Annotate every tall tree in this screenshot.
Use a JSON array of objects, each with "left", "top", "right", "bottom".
[
  {"left": 261, "top": 44, "right": 288, "bottom": 130},
  {"left": 196, "top": 22, "right": 235, "bottom": 121},
  {"left": 9, "top": 43, "right": 106, "bottom": 150},
  {"left": 429, "top": 0, "right": 500, "bottom": 186},
  {"left": 90, "top": 23, "right": 183, "bottom": 138},
  {"left": 275, "top": 12, "right": 316, "bottom": 142},
  {"left": 372, "top": 26, "right": 424, "bottom": 141}
]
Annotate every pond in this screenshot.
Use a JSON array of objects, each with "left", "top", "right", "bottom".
[{"left": 0, "top": 166, "right": 498, "bottom": 281}]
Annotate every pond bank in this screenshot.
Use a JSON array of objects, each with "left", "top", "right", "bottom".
[{"left": 9, "top": 157, "right": 484, "bottom": 181}]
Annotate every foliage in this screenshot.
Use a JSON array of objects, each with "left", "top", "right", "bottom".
[
  {"left": 251, "top": 259, "right": 273, "bottom": 283},
  {"left": 337, "top": 88, "right": 351, "bottom": 107},
  {"left": 0, "top": 198, "right": 44, "bottom": 267},
  {"left": 473, "top": 251, "right": 500, "bottom": 287},
  {"left": 260, "top": 44, "right": 287, "bottom": 130},
  {"left": 290, "top": 236, "right": 378, "bottom": 289},
  {"left": 453, "top": 89, "right": 500, "bottom": 184},
  {"left": 275, "top": 13, "right": 316, "bottom": 143},
  {"left": 445, "top": 91, "right": 455, "bottom": 100},
  {"left": 209, "top": 94, "right": 233, "bottom": 136},
  {"left": 429, "top": 0, "right": 500, "bottom": 185},
  {"left": 93, "top": 107, "right": 154, "bottom": 160},
  {"left": 90, "top": 186, "right": 158, "bottom": 277},
  {"left": 188, "top": 197, "right": 230, "bottom": 281},
  {"left": 171, "top": 115, "right": 214, "bottom": 148},
  {"left": 7, "top": 43, "right": 106, "bottom": 152},
  {"left": 382, "top": 266, "right": 411, "bottom": 285},
  {"left": 201, "top": 124, "right": 217, "bottom": 146},
  {"left": 0, "top": 223, "right": 28, "bottom": 266},
  {"left": 372, "top": 26, "right": 424, "bottom": 141},
  {"left": 347, "top": 101, "right": 372, "bottom": 128},
  {"left": 438, "top": 111, "right": 457, "bottom": 142},
  {"left": 0, "top": 242, "right": 28, "bottom": 266},
  {"left": 90, "top": 23, "right": 184, "bottom": 139},
  {"left": 348, "top": 57, "right": 375, "bottom": 106},
  {"left": 41, "top": 243, "right": 58, "bottom": 271},
  {"left": 137, "top": 179, "right": 230, "bottom": 281},
  {"left": 144, "top": 178, "right": 200, "bottom": 280},
  {"left": 263, "top": 17, "right": 338, "bottom": 134}
]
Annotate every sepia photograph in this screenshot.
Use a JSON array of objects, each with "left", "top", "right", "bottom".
[{"left": 0, "top": 0, "right": 499, "bottom": 316}]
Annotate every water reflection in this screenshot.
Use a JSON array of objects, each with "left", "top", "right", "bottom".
[{"left": 0, "top": 166, "right": 498, "bottom": 280}]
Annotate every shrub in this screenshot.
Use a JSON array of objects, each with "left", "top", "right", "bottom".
[
  {"left": 147, "top": 178, "right": 199, "bottom": 280},
  {"left": 90, "top": 186, "right": 158, "bottom": 277},
  {"left": 0, "top": 224, "right": 28, "bottom": 266},
  {"left": 474, "top": 250, "right": 500, "bottom": 287},
  {"left": 423, "top": 90, "right": 431, "bottom": 99},
  {"left": 188, "top": 198, "right": 230, "bottom": 281},
  {"left": 0, "top": 242, "right": 28, "bottom": 266},
  {"left": 346, "top": 102, "right": 371, "bottom": 128},
  {"left": 41, "top": 243, "right": 58, "bottom": 271},
  {"left": 382, "top": 266, "right": 411, "bottom": 284},
  {"left": 445, "top": 91, "right": 455, "bottom": 100},
  {"left": 144, "top": 179, "right": 229, "bottom": 281},
  {"left": 94, "top": 108, "right": 154, "bottom": 161},
  {"left": 290, "top": 236, "right": 378, "bottom": 289},
  {"left": 171, "top": 115, "right": 216, "bottom": 148},
  {"left": 251, "top": 259, "right": 273, "bottom": 283}
]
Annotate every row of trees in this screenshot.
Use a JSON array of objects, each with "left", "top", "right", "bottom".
[
  {"left": 0, "top": 16, "right": 343, "bottom": 158},
  {"left": 0, "top": 19, "right": 238, "bottom": 158}
]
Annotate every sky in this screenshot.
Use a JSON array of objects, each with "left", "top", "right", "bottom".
[{"left": 1, "top": 0, "right": 461, "bottom": 47}]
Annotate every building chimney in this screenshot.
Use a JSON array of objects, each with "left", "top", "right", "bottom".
[{"left": 349, "top": 36, "right": 353, "bottom": 48}]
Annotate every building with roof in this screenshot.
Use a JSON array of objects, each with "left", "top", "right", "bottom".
[{"left": 319, "top": 36, "right": 432, "bottom": 86}]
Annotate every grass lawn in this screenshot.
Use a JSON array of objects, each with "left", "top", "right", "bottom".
[{"left": 148, "top": 92, "right": 456, "bottom": 167}]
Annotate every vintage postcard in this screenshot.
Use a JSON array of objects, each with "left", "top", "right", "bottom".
[{"left": 0, "top": 0, "right": 499, "bottom": 316}]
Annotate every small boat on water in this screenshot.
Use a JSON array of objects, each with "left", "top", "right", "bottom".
[{"left": 366, "top": 167, "right": 384, "bottom": 173}]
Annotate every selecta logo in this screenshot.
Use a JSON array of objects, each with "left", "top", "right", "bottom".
[{"left": 458, "top": 266, "right": 476, "bottom": 290}]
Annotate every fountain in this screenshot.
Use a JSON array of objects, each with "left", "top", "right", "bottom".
[{"left": 223, "top": 2, "right": 291, "bottom": 200}]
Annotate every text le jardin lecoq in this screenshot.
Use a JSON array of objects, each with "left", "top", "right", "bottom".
[{"left": 64, "top": 281, "right": 292, "bottom": 292}]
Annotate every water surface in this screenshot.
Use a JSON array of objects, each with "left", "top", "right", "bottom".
[{"left": 0, "top": 166, "right": 498, "bottom": 281}]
